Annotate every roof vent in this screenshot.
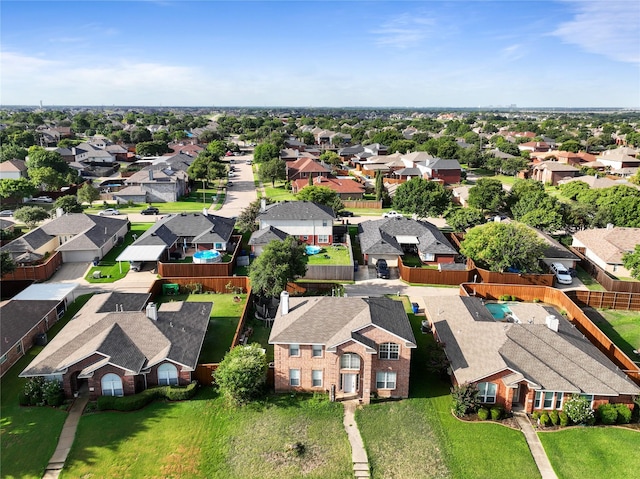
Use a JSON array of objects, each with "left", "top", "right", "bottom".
[
  {"left": 545, "top": 315, "right": 559, "bottom": 332},
  {"left": 146, "top": 302, "right": 158, "bottom": 321}
]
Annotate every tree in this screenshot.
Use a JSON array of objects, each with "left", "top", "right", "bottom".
[
  {"left": 375, "top": 170, "right": 384, "bottom": 201},
  {"left": 558, "top": 181, "right": 590, "bottom": 200},
  {"left": 135, "top": 141, "right": 171, "bottom": 156},
  {"left": 77, "top": 182, "right": 100, "bottom": 205},
  {"left": 622, "top": 245, "right": 640, "bottom": 280},
  {"left": 319, "top": 150, "right": 341, "bottom": 167},
  {"left": 467, "top": 178, "right": 506, "bottom": 212},
  {"left": 248, "top": 236, "right": 307, "bottom": 298},
  {"left": 560, "top": 139, "right": 581, "bottom": 153},
  {"left": 26, "top": 147, "right": 69, "bottom": 174},
  {"left": 258, "top": 158, "right": 286, "bottom": 187},
  {"left": 444, "top": 207, "right": 486, "bottom": 232},
  {"left": 53, "top": 195, "right": 83, "bottom": 213},
  {"left": 213, "top": 343, "right": 267, "bottom": 405},
  {"left": 253, "top": 143, "right": 279, "bottom": 163},
  {"left": 28, "top": 166, "right": 66, "bottom": 191},
  {"left": 0, "top": 144, "right": 28, "bottom": 162},
  {"left": 14, "top": 206, "right": 50, "bottom": 228},
  {"left": 296, "top": 185, "right": 344, "bottom": 212},
  {"left": 460, "top": 222, "right": 546, "bottom": 272},
  {"left": 0, "top": 177, "right": 37, "bottom": 206},
  {"left": 130, "top": 127, "right": 153, "bottom": 143},
  {"left": 392, "top": 178, "right": 452, "bottom": 218},
  {"left": 1, "top": 251, "right": 16, "bottom": 276},
  {"left": 235, "top": 198, "right": 272, "bottom": 234}
]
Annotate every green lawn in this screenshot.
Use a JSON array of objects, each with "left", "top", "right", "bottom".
[
  {"left": 539, "top": 427, "right": 640, "bottom": 479},
  {"left": 401, "top": 254, "right": 438, "bottom": 268},
  {"left": 575, "top": 267, "right": 606, "bottom": 291},
  {"left": 264, "top": 181, "right": 297, "bottom": 202},
  {"left": 592, "top": 309, "right": 640, "bottom": 360},
  {"left": 85, "top": 222, "right": 154, "bottom": 283},
  {"left": 0, "top": 294, "right": 94, "bottom": 479},
  {"left": 306, "top": 245, "right": 352, "bottom": 266},
  {"left": 61, "top": 391, "right": 352, "bottom": 479},
  {"left": 356, "top": 297, "right": 540, "bottom": 479}
]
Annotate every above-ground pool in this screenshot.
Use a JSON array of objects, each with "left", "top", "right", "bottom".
[
  {"left": 485, "top": 302, "right": 516, "bottom": 321},
  {"left": 193, "top": 249, "right": 222, "bottom": 264},
  {"left": 306, "top": 245, "right": 321, "bottom": 255}
]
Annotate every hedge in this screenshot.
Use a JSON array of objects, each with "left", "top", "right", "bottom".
[
  {"left": 97, "top": 382, "right": 198, "bottom": 411},
  {"left": 598, "top": 403, "right": 618, "bottom": 425},
  {"left": 477, "top": 407, "right": 489, "bottom": 420},
  {"left": 615, "top": 404, "right": 632, "bottom": 424}
]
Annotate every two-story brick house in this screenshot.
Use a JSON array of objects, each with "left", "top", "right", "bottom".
[{"left": 269, "top": 293, "right": 417, "bottom": 404}]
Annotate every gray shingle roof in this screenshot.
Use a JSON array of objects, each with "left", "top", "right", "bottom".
[
  {"left": 0, "top": 300, "right": 60, "bottom": 355},
  {"left": 248, "top": 226, "right": 289, "bottom": 246},
  {"left": 134, "top": 213, "right": 235, "bottom": 247},
  {"left": 259, "top": 201, "right": 336, "bottom": 221}
]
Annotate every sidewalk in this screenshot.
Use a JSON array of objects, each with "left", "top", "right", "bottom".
[
  {"left": 342, "top": 400, "right": 370, "bottom": 478},
  {"left": 513, "top": 412, "right": 558, "bottom": 479},
  {"left": 42, "top": 394, "right": 89, "bottom": 479}
]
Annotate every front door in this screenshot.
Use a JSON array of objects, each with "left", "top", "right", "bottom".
[
  {"left": 343, "top": 373, "right": 358, "bottom": 393},
  {"left": 512, "top": 385, "right": 520, "bottom": 405}
]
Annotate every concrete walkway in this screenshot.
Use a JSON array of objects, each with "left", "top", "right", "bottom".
[
  {"left": 42, "top": 395, "right": 89, "bottom": 479},
  {"left": 513, "top": 412, "right": 558, "bottom": 479},
  {"left": 342, "top": 400, "right": 370, "bottom": 478}
]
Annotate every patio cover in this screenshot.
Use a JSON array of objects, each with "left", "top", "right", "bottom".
[
  {"left": 395, "top": 235, "right": 420, "bottom": 244},
  {"left": 116, "top": 245, "right": 167, "bottom": 262},
  {"left": 13, "top": 282, "right": 80, "bottom": 303}
]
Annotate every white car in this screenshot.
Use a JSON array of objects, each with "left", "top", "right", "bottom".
[
  {"left": 98, "top": 208, "right": 120, "bottom": 216},
  {"left": 31, "top": 196, "right": 53, "bottom": 203},
  {"left": 383, "top": 210, "right": 403, "bottom": 218},
  {"left": 550, "top": 262, "right": 573, "bottom": 285}
]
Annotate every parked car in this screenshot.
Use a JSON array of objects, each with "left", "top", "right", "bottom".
[
  {"left": 31, "top": 196, "right": 53, "bottom": 203},
  {"left": 246, "top": 159, "right": 252, "bottom": 165},
  {"left": 0, "top": 210, "right": 14, "bottom": 217},
  {"left": 227, "top": 181, "right": 233, "bottom": 187},
  {"left": 550, "top": 262, "right": 573, "bottom": 285},
  {"left": 376, "top": 259, "right": 390, "bottom": 279},
  {"left": 98, "top": 208, "right": 120, "bottom": 216},
  {"left": 130, "top": 261, "right": 143, "bottom": 272},
  {"left": 337, "top": 210, "right": 354, "bottom": 217},
  {"left": 382, "top": 210, "right": 403, "bottom": 218},
  {"left": 141, "top": 206, "right": 160, "bottom": 215}
]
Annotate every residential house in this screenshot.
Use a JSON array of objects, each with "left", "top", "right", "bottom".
[
  {"left": 251, "top": 201, "right": 335, "bottom": 248},
  {"left": 247, "top": 226, "right": 290, "bottom": 256},
  {"left": 518, "top": 141, "right": 551, "bottom": 153},
  {"left": 1, "top": 213, "right": 128, "bottom": 264},
  {"left": 572, "top": 226, "right": 640, "bottom": 278},
  {"left": 0, "top": 159, "right": 28, "bottom": 180},
  {"left": 285, "top": 157, "right": 331, "bottom": 181},
  {"left": 557, "top": 175, "right": 639, "bottom": 190},
  {"left": 269, "top": 293, "right": 417, "bottom": 404},
  {"left": 291, "top": 175, "right": 365, "bottom": 199},
  {"left": 596, "top": 148, "right": 640, "bottom": 171},
  {"left": 20, "top": 292, "right": 213, "bottom": 400},
  {"left": 284, "top": 138, "right": 308, "bottom": 152},
  {"left": 44, "top": 146, "right": 75, "bottom": 163},
  {"left": 74, "top": 142, "right": 116, "bottom": 164},
  {"left": 1, "top": 283, "right": 79, "bottom": 377},
  {"left": 426, "top": 295, "right": 640, "bottom": 413},
  {"left": 116, "top": 166, "right": 189, "bottom": 203},
  {"left": 415, "top": 157, "right": 462, "bottom": 184},
  {"left": 529, "top": 150, "right": 596, "bottom": 167},
  {"left": 358, "top": 217, "right": 457, "bottom": 267},
  {"left": 531, "top": 161, "right": 580, "bottom": 185}
]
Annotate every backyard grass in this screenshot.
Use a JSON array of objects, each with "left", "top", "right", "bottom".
[
  {"left": 264, "top": 181, "right": 297, "bottom": 202},
  {"left": 305, "top": 245, "right": 352, "bottom": 265},
  {"left": 0, "top": 294, "right": 94, "bottom": 479},
  {"left": 62, "top": 391, "right": 352, "bottom": 479},
  {"left": 401, "top": 254, "right": 439, "bottom": 268},
  {"left": 85, "top": 222, "right": 154, "bottom": 283},
  {"left": 539, "top": 427, "right": 640, "bottom": 479},
  {"left": 575, "top": 267, "right": 606, "bottom": 291},
  {"left": 591, "top": 309, "right": 640, "bottom": 360}
]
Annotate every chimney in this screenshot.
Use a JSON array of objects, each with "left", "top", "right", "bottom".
[
  {"left": 545, "top": 315, "right": 559, "bottom": 332},
  {"left": 260, "top": 197, "right": 266, "bottom": 212},
  {"left": 146, "top": 302, "right": 158, "bottom": 320},
  {"left": 149, "top": 169, "right": 154, "bottom": 180},
  {"left": 280, "top": 291, "right": 289, "bottom": 316}
]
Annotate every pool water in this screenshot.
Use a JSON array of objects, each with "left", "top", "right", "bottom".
[
  {"left": 306, "top": 245, "right": 321, "bottom": 255},
  {"left": 485, "top": 302, "right": 513, "bottom": 320},
  {"left": 193, "top": 249, "right": 222, "bottom": 264}
]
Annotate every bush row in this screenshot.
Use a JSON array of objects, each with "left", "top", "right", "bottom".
[
  {"left": 532, "top": 402, "right": 634, "bottom": 427},
  {"left": 20, "top": 377, "right": 64, "bottom": 407},
  {"left": 477, "top": 406, "right": 504, "bottom": 421},
  {"left": 97, "top": 382, "right": 198, "bottom": 411}
]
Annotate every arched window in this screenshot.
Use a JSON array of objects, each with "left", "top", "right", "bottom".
[
  {"left": 158, "top": 363, "right": 179, "bottom": 386},
  {"left": 340, "top": 353, "right": 361, "bottom": 369},
  {"left": 478, "top": 382, "right": 497, "bottom": 403},
  {"left": 101, "top": 373, "right": 124, "bottom": 397}
]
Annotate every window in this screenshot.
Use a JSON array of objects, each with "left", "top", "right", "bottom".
[
  {"left": 289, "top": 344, "right": 300, "bottom": 357},
  {"left": 312, "top": 345, "right": 323, "bottom": 357},
  {"left": 543, "top": 391, "right": 554, "bottom": 409},
  {"left": 477, "top": 382, "right": 497, "bottom": 403},
  {"left": 534, "top": 391, "right": 564, "bottom": 409},
  {"left": 303, "top": 236, "right": 308, "bottom": 241},
  {"left": 579, "top": 394, "right": 594, "bottom": 408},
  {"left": 376, "top": 371, "right": 397, "bottom": 389},
  {"left": 424, "top": 253, "right": 435, "bottom": 262},
  {"left": 312, "top": 370, "right": 323, "bottom": 387},
  {"left": 0, "top": 354, "right": 7, "bottom": 365},
  {"left": 318, "top": 235, "right": 329, "bottom": 243},
  {"left": 289, "top": 369, "right": 300, "bottom": 387},
  {"left": 340, "top": 353, "right": 361, "bottom": 369},
  {"left": 17, "top": 342, "right": 22, "bottom": 354},
  {"left": 215, "top": 243, "right": 223, "bottom": 250},
  {"left": 101, "top": 373, "right": 124, "bottom": 397},
  {"left": 379, "top": 343, "right": 399, "bottom": 360},
  {"left": 555, "top": 392, "right": 563, "bottom": 409},
  {"left": 322, "top": 220, "right": 328, "bottom": 227},
  {"left": 158, "top": 363, "right": 179, "bottom": 386}
]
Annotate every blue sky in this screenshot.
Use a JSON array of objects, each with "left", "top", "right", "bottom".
[{"left": 2, "top": 0, "right": 639, "bottom": 108}]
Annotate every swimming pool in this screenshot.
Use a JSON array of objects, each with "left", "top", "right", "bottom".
[
  {"left": 306, "top": 245, "right": 321, "bottom": 255},
  {"left": 485, "top": 302, "right": 514, "bottom": 320},
  {"left": 193, "top": 249, "right": 222, "bottom": 264}
]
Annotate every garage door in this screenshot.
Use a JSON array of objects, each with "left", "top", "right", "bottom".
[{"left": 62, "top": 250, "right": 97, "bottom": 263}]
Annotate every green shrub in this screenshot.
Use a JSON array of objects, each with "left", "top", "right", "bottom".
[
  {"left": 96, "top": 384, "right": 198, "bottom": 411},
  {"left": 549, "top": 410, "right": 559, "bottom": 426},
  {"left": 477, "top": 407, "right": 489, "bottom": 420},
  {"left": 559, "top": 411, "right": 569, "bottom": 427},
  {"left": 598, "top": 403, "right": 618, "bottom": 425},
  {"left": 451, "top": 383, "right": 480, "bottom": 417},
  {"left": 564, "top": 394, "right": 594, "bottom": 425},
  {"left": 532, "top": 411, "right": 541, "bottom": 421},
  {"left": 23, "top": 377, "right": 46, "bottom": 406},
  {"left": 18, "top": 392, "right": 30, "bottom": 406},
  {"left": 42, "top": 380, "right": 64, "bottom": 407},
  {"left": 97, "top": 395, "right": 117, "bottom": 411},
  {"left": 490, "top": 406, "right": 503, "bottom": 420},
  {"left": 614, "top": 404, "right": 632, "bottom": 424},
  {"left": 632, "top": 398, "right": 640, "bottom": 423},
  {"left": 510, "top": 295, "right": 517, "bottom": 301},
  {"left": 165, "top": 382, "right": 198, "bottom": 401},
  {"left": 539, "top": 412, "right": 550, "bottom": 427}
]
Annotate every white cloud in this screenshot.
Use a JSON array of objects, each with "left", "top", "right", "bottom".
[
  {"left": 372, "top": 13, "right": 435, "bottom": 49},
  {"left": 501, "top": 44, "right": 524, "bottom": 61},
  {"left": 552, "top": 0, "right": 640, "bottom": 63}
]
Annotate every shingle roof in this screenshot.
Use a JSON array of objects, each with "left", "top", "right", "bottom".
[
  {"left": 134, "top": 213, "right": 235, "bottom": 247},
  {"left": 573, "top": 227, "right": 640, "bottom": 264},
  {"left": 269, "top": 296, "right": 416, "bottom": 349},
  {"left": 248, "top": 226, "right": 289, "bottom": 246},
  {"left": 0, "top": 300, "right": 60, "bottom": 355},
  {"left": 259, "top": 201, "right": 336, "bottom": 221}
]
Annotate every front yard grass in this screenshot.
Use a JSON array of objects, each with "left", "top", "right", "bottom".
[
  {"left": 62, "top": 391, "right": 352, "bottom": 479},
  {"left": 85, "top": 222, "right": 154, "bottom": 283},
  {"left": 0, "top": 294, "right": 94, "bottom": 479},
  {"left": 306, "top": 245, "right": 352, "bottom": 265},
  {"left": 591, "top": 309, "right": 640, "bottom": 360},
  {"left": 264, "top": 181, "right": 297, "bottom": 202},
  {"left": 539, "top": 427, "right": 640, "bottom": 479}
]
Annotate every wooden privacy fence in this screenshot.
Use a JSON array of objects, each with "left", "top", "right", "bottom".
[
  {"left": 571, "top": 247, "right": 640, "bottom": 293},
  {"left": 148, "top": 276, "right": 250, "bottom": 298},
  {"left": 1, "top": 251, "right": 62, "bottom": 281},
  {"left": 193, "top": 363, "right": 218, "bottom": 386},
  {"left": 158, "top": 261, "right": 233, "bottom": 277},
  {"left": 343, "top": 200, "right": 382, "bottom": 209},
  {"left": 460, "top": 283, "right": 640, "bottom": 385},
  {"left": 567, "top": 291, "right": 640, "bottom": 311},
  {"left": 398, "top": 257, "right": 474, "bottom": 285}
]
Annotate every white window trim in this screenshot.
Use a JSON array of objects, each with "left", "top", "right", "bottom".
[
  {"left": 289, "top": 343, "right": 300, "bottom": 357},
  {"left": 312, "top": 370, "right": 323, "bottom": 387},
  {"left": 478, "top": 382, "right": 497, "bottom": 403},
  {"left": 379, "top": 342, "right": 400, "bottom": 360},
  {"left": 376, "top": 371, "right": 397, "bottom": 389},
  {"left": 534, "top": 390, "right": 565, "bottom": 409},
  {"left": 289, "top": 369, "right": 300, "bottom": 387},
  {"left": 312, "top": 345, "right": 323, "bottom": 358},
  {"left": 101, "top": 373, "right": 124, "bottom": 397},
  {"left": 158, "top": 363, "right": 179, "bottom": 386},
  {"left": 340, "top": 353, "right": 361, "bottom": 370},
  {"left": 318, "top": 234, "right": 329, "bottom": 243}
]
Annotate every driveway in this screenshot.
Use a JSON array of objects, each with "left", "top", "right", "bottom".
[{"left": 213, "top": 155, "right": 257, "bottom": 218}]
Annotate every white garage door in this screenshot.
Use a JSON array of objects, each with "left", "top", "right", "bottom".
[{"left": 62, "top": 250, "right": 98, "bottom": 263}]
